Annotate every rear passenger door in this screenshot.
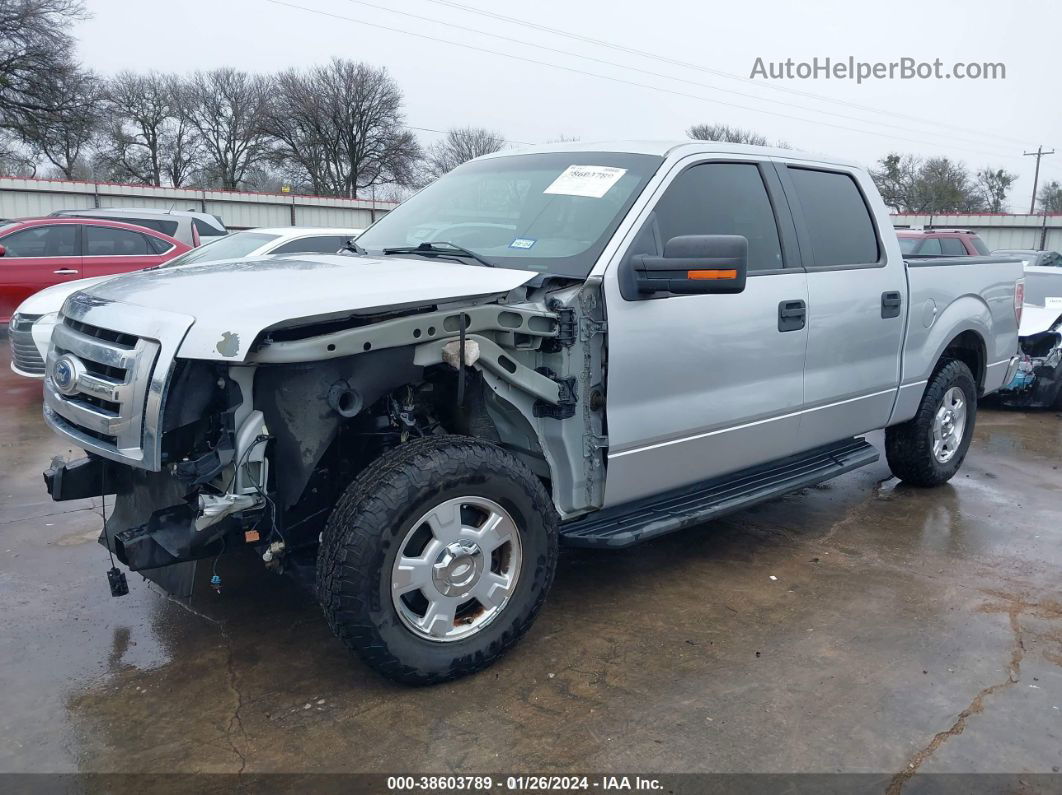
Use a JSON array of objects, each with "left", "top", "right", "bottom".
[
  {"left": 602, "top": 157, "right": 809, "bottom": 506},
  {"left": 776, "top": 164, "right": 905, "bottom": 449},
  {"left": 81, "top": 225, "right": 171, "bottom": 278}
]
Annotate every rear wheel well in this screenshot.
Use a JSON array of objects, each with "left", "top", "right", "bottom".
[{"left": 940, "top": 331, "right": 986, "bottom": 394}]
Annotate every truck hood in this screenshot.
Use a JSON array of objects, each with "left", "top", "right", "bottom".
[
  {"left": 74, "top": 253, "right": 537, "bottom": 361},
  {"left": 18, "top": 275, "right": 114, "bottom": 316}
]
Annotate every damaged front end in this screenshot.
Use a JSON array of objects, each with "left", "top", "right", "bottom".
[
  {"left": 44, "top": 355, "right": 269, "bottom": 596},
  {"left": 42, "top": 276, "right": 609, "bottom": 598}
]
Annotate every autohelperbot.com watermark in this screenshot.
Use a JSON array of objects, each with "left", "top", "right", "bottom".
[{"left": 750, "top": 56, "right": 1006, "bottom": 83}]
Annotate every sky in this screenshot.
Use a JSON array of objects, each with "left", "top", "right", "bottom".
[{"left": 75, "top": 0, "right": 1061, "bottom": 210}]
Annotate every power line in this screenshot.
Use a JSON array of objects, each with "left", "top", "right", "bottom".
[
  {"left": 264, "top": 0, "right": 1024, "bottom": 161},
  {"left": 339, "top": 0, "right": 1028, "bottom": 153},
  {"left": 421, "top": 0, "right": 1035, "bottom": 149},
  {"left": 405, "top": 124, "right": 535, "bottom": 145}
]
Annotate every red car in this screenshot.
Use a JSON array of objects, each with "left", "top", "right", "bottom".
[
  {"left": 895, "top": 228, "right": 991, "bottom": 257},
  {"left": 0, "top": 217, "right": 190, "bottom": 323}
]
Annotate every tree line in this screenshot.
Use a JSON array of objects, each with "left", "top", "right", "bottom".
[
  {"left": 2, "top": 2, "right": 1058, "bottom": 211},
  {"left": 0, "top": 0, "right": 506, "bottom": 197}
]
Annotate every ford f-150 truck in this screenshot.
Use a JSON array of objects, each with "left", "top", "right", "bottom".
[{"left": 40, "top": 141, "right": 1023, "bottom": 684}]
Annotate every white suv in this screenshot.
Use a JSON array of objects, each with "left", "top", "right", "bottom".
[{"left": 50, "top": 208, "right": 228, "bottom": 247}]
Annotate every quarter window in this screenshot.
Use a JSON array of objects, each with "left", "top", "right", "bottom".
[
  {"left": 650, "top": 163, "right": 784, "bottom": 271},
  {"left": 787, "top": 167, "right": 879, "bottom": 267},
  {"left": 0, "top": 224, "right": 78, "bottom": 257}
]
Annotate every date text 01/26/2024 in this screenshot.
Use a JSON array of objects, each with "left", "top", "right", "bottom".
[{"left": 386, "top": 776, "right": 663, "bottom": 791}]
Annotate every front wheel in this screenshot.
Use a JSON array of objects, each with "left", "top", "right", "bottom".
[
  {"left": 885, "top": 359, "right": 977, "bottom": 487},
  {"left": 317, "top": 436, "right": 558, "bottom": 685}
]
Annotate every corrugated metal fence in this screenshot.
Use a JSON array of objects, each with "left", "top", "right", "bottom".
[
  {"left": 892, "top": 213, "right": 1062, "bottom": 252},
  {"left": 4, "top": 177, "right": 1060, "bottom": 252},
  {"left": 0, "top": 176, "right": 397, "bottom": 230}
]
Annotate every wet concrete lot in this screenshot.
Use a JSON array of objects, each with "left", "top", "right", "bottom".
[{"left": 1, "top": 341, "right": 1060, "bottom": 787}]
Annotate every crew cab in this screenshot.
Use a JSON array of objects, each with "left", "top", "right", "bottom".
[{"left": 40, "top": 141, "right": 1023, "bottom": 684}]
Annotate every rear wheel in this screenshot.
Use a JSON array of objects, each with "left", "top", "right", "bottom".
[
  {"left": 885, "top": 359, "right": 977, "bottom": 487},
  {"left": 317, "top": 436, "right": 558, "bottom": 684}
]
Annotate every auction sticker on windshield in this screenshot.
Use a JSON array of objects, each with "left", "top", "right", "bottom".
[{"left": 544, "top": 165, "right": 627, "bottom": 198}]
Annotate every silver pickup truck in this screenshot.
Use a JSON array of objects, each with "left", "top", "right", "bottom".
[{"left": 40, "top": 141, "right": 1023, "bottom": 684}]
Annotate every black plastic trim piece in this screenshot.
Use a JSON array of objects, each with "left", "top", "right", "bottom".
[{"left": 559, "top": 438, "right": 879, "bottom": 548}]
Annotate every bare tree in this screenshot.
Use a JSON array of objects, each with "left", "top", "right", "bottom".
[
  {"left": 1038, "top": 180, "right": 1062, "bottom": 214},
  {"left": 95, "top": 72, "right": 199, "bottom": 187},
  {"left": 423, "top": 126, "right": 505, "bottom": 179},
  {"left": 10, "top": 62, "right": 101, "bottom": 178},
  {"left": 975, "top": 167, "right": 1016, "bottom": 213},
  {"left": 688, "top": 122, "right": 769, "bottom": 146},
  {"left": 0, "top": 130, "right": 35, "bottom": 175},
  {"left": 871, "top": 153, "right": 986, "bottom": 214},
  {"left": 0, "top": 0, "right": 87, "bottom": 121},
  {"left": 177, "top": 68, "right": 271, "bottom": 189},
  {"left": 262, "top": 59, "right": 420, "bottom": 198}
]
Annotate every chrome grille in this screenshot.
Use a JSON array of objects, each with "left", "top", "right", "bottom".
[
  {"left": 44, "top": 317, "right": 160, "bottom": 465},
  {"left": 9, "top": 314, "right": 45, "bottom": 376}
]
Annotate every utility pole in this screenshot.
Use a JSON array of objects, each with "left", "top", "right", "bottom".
[{"left": 1024, "top": 146, "right": 1055, "bottom": 214}]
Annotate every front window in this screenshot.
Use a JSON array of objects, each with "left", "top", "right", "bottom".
[
  {"left": 356, "top": 152, "right": 663, "bottom": 278},
  {"left": 161, "top": 231, "right": 279, "bottom": 267}
]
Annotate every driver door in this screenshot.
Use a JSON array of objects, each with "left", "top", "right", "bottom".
[{"left": 601, "top": 157, "right": 809, "bottom": 507}]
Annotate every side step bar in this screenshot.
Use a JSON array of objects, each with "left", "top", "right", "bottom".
[{"left": 559, "top": 438, "right": 879, "bottom": 549}]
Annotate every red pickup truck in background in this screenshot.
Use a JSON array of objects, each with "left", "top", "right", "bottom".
[
  {"left": 0, "top": 217, "right": 189, "bottom": 323},
  {"left": 895, "top": 228, "right": 991, "bottom": 257}
]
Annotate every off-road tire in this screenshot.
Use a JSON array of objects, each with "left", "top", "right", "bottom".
[
  {"left": 317, "top": 435, "right": 558, "bottom": 685},
  {"left": 885, "top": 359, "right": 977, "bottom": 487}
]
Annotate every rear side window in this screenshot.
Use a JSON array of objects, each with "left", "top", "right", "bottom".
[
  {"left": 787, "top": 168, "right": 879, "bottom": 267},
  {"left": 970, "top": 236, "right": 989, "bottom": 256},
  {"left": 194, "top": 218, "right": 226, "bottom": 237},
  {"left": 939, "top": 237, "right": 967, "bottom": 256},
  {"left": 1, "top": 224, "right": 78, "bottom": 257},
  {"left": 651, "top": 162, "right": 783, "bottom": 271},
  {"left": 85, "top": 226, "right": 154, "bottom": 256},
  {"left": 917, "top": 238, "right": 943, "bottom": 256},
  {"left": 143, "top": 234, "right": 173, "bottom": 255},
  {"left": 271, "top": 235, "right": 350, "bottom": 254}
]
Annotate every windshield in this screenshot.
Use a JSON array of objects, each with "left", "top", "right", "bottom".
[
  {"left": 356, "top": 152, "right": 663, "bottom": 278},
  {"left": 163, "top": 231, "right": 279, "bottom": 267}
]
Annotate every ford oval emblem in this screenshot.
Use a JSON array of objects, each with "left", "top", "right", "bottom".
[{"left": 51, "top": 354, "right": 85, "bottom": 396}]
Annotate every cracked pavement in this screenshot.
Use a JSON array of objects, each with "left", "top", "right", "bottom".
[{"left": 1, "top": 342, "right": 1060, "bottom": 786}]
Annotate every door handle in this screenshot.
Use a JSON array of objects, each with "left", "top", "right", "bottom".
[
  {"left": 778, "top": 299, "right": 806, "bottom": 332},
  {"left": 53, "top": 268, "right": 78, "bottom": 275},
  {"left": 881, "top": 290, "right": 902, "bottom": 319}
]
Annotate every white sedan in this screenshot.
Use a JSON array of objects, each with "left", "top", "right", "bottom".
[{"left": 9, "top": 226, "right": 362, "bottom": 377}]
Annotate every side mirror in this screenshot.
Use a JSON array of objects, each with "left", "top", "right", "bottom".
[
  {"left": 631, "top": 235, "right": 747, "bottom": 296},
  {"left": 0, "top": 244, "right": 6, "bottom": 257}
]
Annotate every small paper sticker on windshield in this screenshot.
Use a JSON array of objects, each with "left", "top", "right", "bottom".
[
  {"left": 509, "top": 238, "right": 536, "bottom": 249},
  {"left": 1046, "top": 296, "right": 1062, "bottom": 308},
  {"left": 544, "top": 165, "right": 627, "bottom": 198}
]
